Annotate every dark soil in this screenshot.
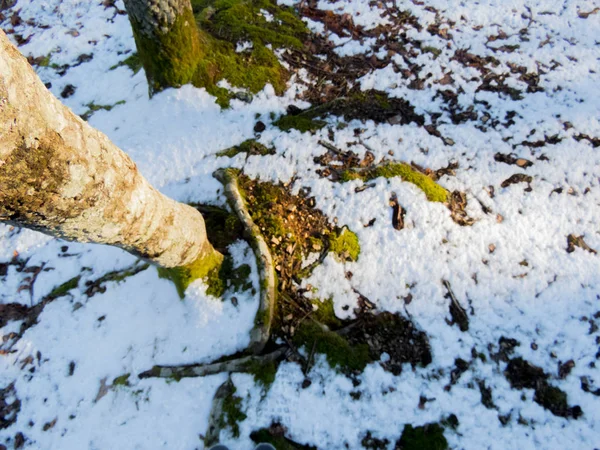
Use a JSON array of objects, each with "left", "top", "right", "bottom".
[
  {"left": 0, "top": 383, "right": 20, "bottom": 430},
  {"left": 345, "top": 312, "right": 432, "bottom": 376}
]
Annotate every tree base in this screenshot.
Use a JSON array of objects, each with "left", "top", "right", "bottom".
[{"left": 158, "top": 246, "right": 224, "bottom": 298}]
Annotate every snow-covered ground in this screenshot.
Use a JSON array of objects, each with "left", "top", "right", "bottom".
[{"left": 1, "top": 0, "right": 599, "bottom": 449}]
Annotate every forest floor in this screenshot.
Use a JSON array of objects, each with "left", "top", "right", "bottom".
[{"left": 1, "top": 0, "right": 600, "bottom": 449}]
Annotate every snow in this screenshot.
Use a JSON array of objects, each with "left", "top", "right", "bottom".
[{"left": 1, "top": 0, "right": 600, "bottom": 449}]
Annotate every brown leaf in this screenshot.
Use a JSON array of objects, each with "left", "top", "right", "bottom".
[
  {"left": 94, "top": 377, "right": 110, "bottom": 403},
  {"left": 42, "top": 418, "right": 57, "bottom": 431},
  {"left": 389, "top": 193, "right": 405, "bottom": 230},
  {"left": 501, "top": 173, "right": 533, "bottom": 189},
  {"left": 578, "top": 7, "right": 600, "bottom": 18},
  {"left": 566, "top": 234, "right": 597, "bottom": 255}
]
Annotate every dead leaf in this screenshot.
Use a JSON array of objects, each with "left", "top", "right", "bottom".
[
  {"left": 566, "top": 234, "right": 597, "bottom": 255},
  {"left": 94, "top": 377, "right": 110, "bottom": 403}
]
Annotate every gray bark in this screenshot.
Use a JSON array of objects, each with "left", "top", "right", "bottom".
[
  {"left": 123, "top": 0, "right": 190, "bottom": 36},
  {"left": 0, "top": 30, "right": 215, "bottom": 269}
]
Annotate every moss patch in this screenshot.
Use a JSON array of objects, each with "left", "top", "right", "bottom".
[
  {"left": 109, "top": 52, "right": 143, "bottom": 74},
  {"left": 47, "top": 275, "right": 80, "bottom": 300},
  {"left": 112, "top": 374, "right": 130, "bottom": 387},
  {"left": 158, "top": 248, "right": 224, "bottom": 299},
  {"left": 396, "top": 423, "right": 448, "bottom": 450},
  {"left": 329, "top": 227, "right": 360, "bottom": 261},
  {"left": 244, "top": 359, "right": 278, "bottom": 389},
  {"left": 310, "top": 298, "right": 342, "bottom": 329},
  {"left": 156, "top": 204, "right": 248, "bottom": 299},
  {"left": 218, "top": 385, "right": 247, "bottom": 438},
  {"left": 216, "top": 139, "right": 276, "bottom": 157},
  {"left": 274, "top": 114, "right": 327, "bottom": 133},
  {"left": 205, "top": 255, "right": 253, "bottom": 298},
  {"left": 196, "top": 0, "right": 306, "bottom": 49},
  {"left": 342, "top": 163, "right": 449, "bottom": 203},
  {"left": 292, "top": 321, "right": 371, "bottom": 373},
  {"left": 192, "top": 33, "right": 289, "bottom": 107},
  {"left": 188, "top": 0, "right": 308, "bottom": 106},
  {"left": 80, "top": 101, "right": 126, "bottom": 121}
]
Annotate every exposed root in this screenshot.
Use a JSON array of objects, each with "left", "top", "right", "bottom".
[
  {"left": 214, "top": 168, "right": 277, "bottom": 354},
  {"left": 204, "top": 378, "right": 234, "bottom": 448},
  {"left": 138, "top": 347, "right": 286, "bottom": 380}
]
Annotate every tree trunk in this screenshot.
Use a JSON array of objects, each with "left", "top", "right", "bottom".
[
  {"left": 123, "top": 0, "right": 202, "bottom": 95},
  {"left": 0, "top": 29, "right": 220, "bottom": 271}
]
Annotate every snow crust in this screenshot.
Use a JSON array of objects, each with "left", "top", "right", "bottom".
[{"left": 1, "top": 0, "right": 599, "bottom": 449}]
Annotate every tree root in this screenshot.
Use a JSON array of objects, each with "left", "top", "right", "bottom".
[
  {"left": 138, "top": 347, "right": 287, "bottom": 379},
  {"left": 204, "top": 377, "right": 235, "bottom": 448},
  {"left": 213, "top": 168, "right": 276, "bottom": 354}
]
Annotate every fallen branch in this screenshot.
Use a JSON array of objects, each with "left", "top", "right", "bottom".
[
  {"left": 214, "top": 169, "right": 277, "bottom": 354},
  {"left": 138, "top": 347, "right": 287, "bottom": 379}
]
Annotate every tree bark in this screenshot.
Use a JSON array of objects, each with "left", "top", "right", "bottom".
[
  {"left": 123, "top": 0, "right": 202, "bottom": 95},
  {"left": 0, "top": 29, "right": 219, "bottom": 270}
]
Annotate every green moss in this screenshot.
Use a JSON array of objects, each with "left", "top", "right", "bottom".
[
  {"left": 274, "top": 115, "right": 327, "bottom": 133},
  {"left": 130, "top": 6, "right": 202, "bottom": 95},
  {"left": 311, "top": 298, "right": 342, "bottom": 329},
  {"left": 197, "top": 0, "right": 306, "bottom": 49},
  {"left": 245, "top": 359, "right": 278, "bottom": 389},
  {"left": 349, "top": 90, "right": 392, "bottom": 110},
  {"left": 158, "top": 248, "right": 224, "bottom": 298},
  {"left": 188, "top": 0, "right": 308, "bottom": 106},
  {"left": 37, "top": 54, "right": 52, "bottom": 67},
  {"left": 204, "top": 255, "right": 253, "bottom": 298},
  {"left": 219, "top": 385, "right": 247, "bottom": 438},
  {"left": 339, "top": 171, "right": 363, "bottom": 182},
  {"left": 47, "top": 275, "right": 81, "bottom": 299},
  {"left": 80, "top": 101, "right": 126, "bottom": 121},
  {"left": 192, "top": 34, "right": 288, "bottom": 107},
  {"left": 422, "top": 45, "right": 442, "bottom": 57},
  {"left": 397, "top": 423, "right": 448, "bottom": 450},
  {"left": 329, "top": 227, "right": 360, "bottom": 261},
  {"left": 246, "top": 182, "right": 290, "bottom": 238},
  {"left": 112, "top": 373, "right": 130, "bottom": 387},
  {"left": 292, "top": 321, "right": 371, "bottom": 373},
  {"left": 216, "top": 139, "right": 276, "bottom": 157},
  {"left": 342, "top": 163, "right": 449, "bottom": 203},
  {"left": 109, "top": 52, "right": 143, "bottom": 74}
]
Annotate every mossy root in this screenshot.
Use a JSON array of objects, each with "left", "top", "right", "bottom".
[{"left": 214, "top": 168, "right": 276, "bottom": 354}]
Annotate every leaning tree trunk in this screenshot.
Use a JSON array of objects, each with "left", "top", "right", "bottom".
[
  {"left": 0, "top": 30, "right": 220, "bottom": 273},
  {"left": 123, "top": 0, "right": 202, "bottom": 96}
]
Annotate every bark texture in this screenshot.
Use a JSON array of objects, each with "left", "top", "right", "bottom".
[
  {"left": 123, "top": 0, "right": 202, "bottom": 95},
  {"left": 0, "top": 30, "right": 216, "bottom": 269}
]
